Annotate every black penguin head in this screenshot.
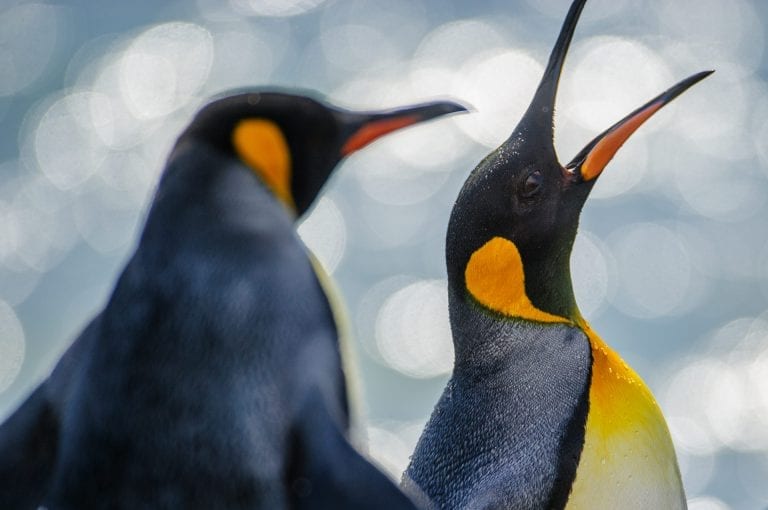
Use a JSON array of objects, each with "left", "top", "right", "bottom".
[
  {"left": 178, "top": 91, "right": 466, "bottom": 216},
  {"left": 446, "top": 0, "right": 712, "bottom": 321}
]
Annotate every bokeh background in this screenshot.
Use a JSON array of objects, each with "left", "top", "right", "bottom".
[{"left": 0, "top": 0, "right": 765, "bottom": 507}]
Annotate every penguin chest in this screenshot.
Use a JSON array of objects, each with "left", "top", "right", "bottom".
[{"left": 565, "top": 327, "right": 685, "bottom": 509}]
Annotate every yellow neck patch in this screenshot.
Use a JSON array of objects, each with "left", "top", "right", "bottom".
[
  {"left": 575, "top": 319, "right": 661, "bottom": 436},
  {"left": 464, "top": 236, "right": 568, "bottom": 324},
  {"left": 566, "top": 319, "right": 684, "bottom": 508},
  {"left": 233, "top": 119, "right": 295, "bottom": 210}
]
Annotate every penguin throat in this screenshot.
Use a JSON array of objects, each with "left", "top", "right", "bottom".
[
  {"left": 464, "top": 236, "right": 571, "bottom": 324},
  {"left": 233, "top": 119, "right": 296, "bottom": 211}
]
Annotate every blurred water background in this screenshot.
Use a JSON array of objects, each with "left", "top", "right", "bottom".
[{"left": 0, "top": 0, "right": 766, "bottom": 507}]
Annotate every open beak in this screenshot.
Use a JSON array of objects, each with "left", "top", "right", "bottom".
[
  {"left": 339, "top": 101, "right": 468, "bottom": 156},
  {"left": 566, "top": 70, "right": 714, "bottom": 182},
  {"left": 502, "top": 0, "right": 711, "bottom": 182}
]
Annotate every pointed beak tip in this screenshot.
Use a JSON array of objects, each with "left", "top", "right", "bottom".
[
  {"left": 698, "top": 69, "right": 715, "bottom": 84},
  {"left": 572, "top": 68, "right": 715, "bottom": 182},
  {"left": 688, "top": 69, "right": 716, "bottom": 86},
  {"left": 339, "top": 99, "right": 468, "bottom": 156},
  {"left": 430, "top": 100, "right": 472, "bottom": 117},
  {"left": 658, "top": 69, "right": 715, "bottom": 106}
]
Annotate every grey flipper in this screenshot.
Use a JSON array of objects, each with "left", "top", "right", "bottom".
[
  {"left": 289, "top": 388, "right": 418, "bottom": 510},
  {"left": 0, "top": 316, "right": 99, "bottom": 509},
  {"left": 0, "top": 385, "right": 57, "bottom": 509}
]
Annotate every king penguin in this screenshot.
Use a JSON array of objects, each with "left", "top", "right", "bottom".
[
  {"left": 403, "top": 1, "right": 711, "bottom": 509},
  {"left": 0, "top": 90, "right": 465, "bottom": 509}
]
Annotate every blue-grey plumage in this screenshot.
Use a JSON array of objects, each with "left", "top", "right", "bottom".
[
  {"left": 47, "top": 147, "right": 341, "bottom": 508},
  {"left": 404, "top": 297, "right": 592, "bottom": 509},
  {"left": 0, "top": 91, "right": 466, "bottom": 509}
]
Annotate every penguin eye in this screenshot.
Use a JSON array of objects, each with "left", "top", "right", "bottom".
[{"left": 522, "top": 171, "right": 543, "bottom": 197}]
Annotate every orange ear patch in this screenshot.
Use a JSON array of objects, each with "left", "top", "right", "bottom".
[
  {"left": 233, "top": 119, "right": 295, "bottom": 209},
  {"left": 465, "top": 236, "right": 568, "bottom": 323}
]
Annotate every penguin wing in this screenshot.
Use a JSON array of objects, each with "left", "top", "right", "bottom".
[
  {"left": 0, "top": 314, "right": 100, "bottom": 509},
  {"left": 0, "top": 384, "right": 58, "bottom": 509},
  {"left": 287, "top": 386, "right": 418, "bottom": 510}
]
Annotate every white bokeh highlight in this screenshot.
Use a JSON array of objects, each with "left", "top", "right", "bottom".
[
  {"left": 687, "top": 496, "right": 731, "bottom": 510},
  {"left": 34, "top": 92, "right": 110, "bottom": 190},
  {"left": 562, "top": 36, "right": 673, "bottom": 134},
  {"left": 0, "top": 3, "right": 61, "bottom": 97},
  {"left": 665, "top": 316, "right": 768, "bottom": 460},
  {"left": 454, "top": 50, "right": 543, "bottom": 148},
  {"left": 571, "top": 230, "right": 613, "bottom": 318},
  {"left": 229, "top": 0, "right": 328, "bottom": 17},
  {"left": 375, "top": 279, "right": 453, "bottom": 379},
  {"left": 608, "top": 223, "right": 692, "bottom": 318},
  {"left": 120, "top": 23, "right": 213, "bottom": 120}
]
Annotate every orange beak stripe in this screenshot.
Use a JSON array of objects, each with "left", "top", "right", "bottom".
[
  {"left": 340, "top": 115, "right": 420, "bottom": 156},
  {"left": 580, "top": 101, "right": 663, "bottom": 181}
]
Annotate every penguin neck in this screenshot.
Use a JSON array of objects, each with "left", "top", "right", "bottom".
[
  {"left": 449, "top": 235, "right": 580, "bottom": 320},
  {"left": 447, "top": 235, "right": 582, "bottom": 365},
  {"left": 518, "top": 240, "right": 580, "bottom": 321},
  {"left": 447, "top": 285, "right": 568, "bottom": 375},
  {"left": 172, "top": 139, "right": 292, "bottom": 207},
  {"left": 147, "top": 141, "right": 299, "bottom": 245}
]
